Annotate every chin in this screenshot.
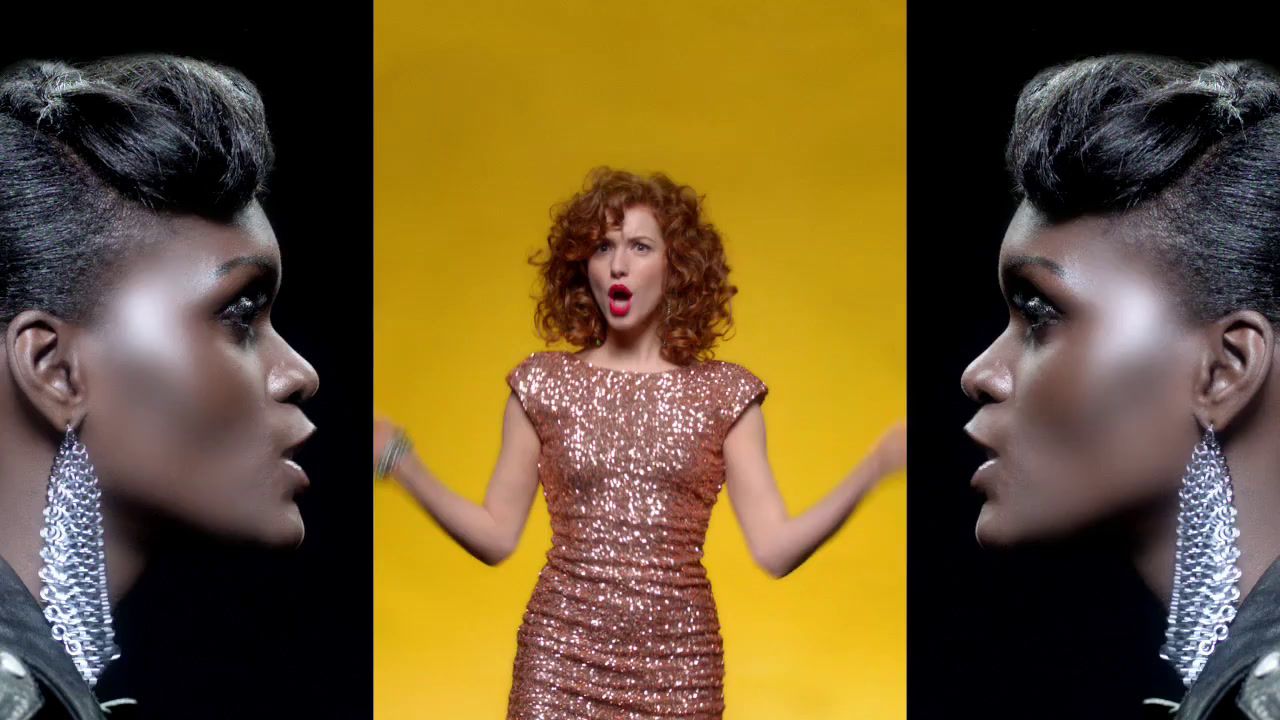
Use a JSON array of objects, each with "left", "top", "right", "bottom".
[
  {"left": 974, "top": 502, "right": 1022, "bottom": 550},
  {"left": 604, "top": 306, "right": 656, "bottom": 330},
  {"left": 258, "top": 503, "right": 306, "bottom": 549},
  {"left": 975, "top": 500, "right": 1080, "bottom": 550}
]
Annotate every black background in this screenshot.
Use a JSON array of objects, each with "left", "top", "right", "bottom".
[
  {"left": 3, "top": 6, "right": 372, "bottom": 719},
  {"left": 907, "top": 8, "right": 1279, "bottom": 720}
]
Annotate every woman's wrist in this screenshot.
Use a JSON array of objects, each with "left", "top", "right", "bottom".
[
  {"left": 870, "top": 422, "right": 907, "bottom": 481},
  {"left": 375, "top": 426, "right": 414, "bottom": 481}
]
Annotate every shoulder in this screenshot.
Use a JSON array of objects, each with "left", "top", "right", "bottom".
[
  {"left": 505, "top": 351, "right": 565, "bottom": 414},
  {"left": 701, "top": 359, "right": 767, "bottom": 390},
  {"left": 506, "top": 350, "right": 558, "bottom": 380},
  {"left": 0, "top": 646, "right": 44, "bottom": 720},
  {"left": 510, "top": 350, "right": 549, "bottom": 368},
  {"left": 1182, "top": 640, "right": 1280, "bottom": 720},
  {"left": 700, "top": 359, "right": 768, "bottom": 421},
  {"left": 1236, "top": 646, "right": 1280, "bottom": 719}
]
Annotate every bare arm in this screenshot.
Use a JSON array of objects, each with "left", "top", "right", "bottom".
[
  {"left": 373, "top": 391, "right": 541, "bottom": 566},
  {"left": 723, "top": 404, "right": 905, "bottom": 578}
]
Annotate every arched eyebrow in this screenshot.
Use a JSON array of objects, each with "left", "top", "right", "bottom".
[
  {"left": 215, "top": 254, "right": 281, "bottom": 290},
  {"left": 216, "top": 254, "right": 277, "bottom": 276},
  {"left": 1003, "top": 255, "right": 1065, "bottom": 277},
  {"left": 999, "top": 254, "right": 1064, "bottom": 295}
]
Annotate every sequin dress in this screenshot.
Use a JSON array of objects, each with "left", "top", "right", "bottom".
[{"left": 503, "top": 350, "right": 768, "bottom": 719}]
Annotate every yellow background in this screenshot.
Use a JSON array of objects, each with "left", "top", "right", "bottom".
[{"left": 374, "top": 1, "right": 905, "bottom": 717}]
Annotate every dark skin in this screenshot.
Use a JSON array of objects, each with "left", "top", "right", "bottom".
[
  {"left": 0, "top": 201, "right": 319, "bottom": 605},
  {"left": 961, "top": 201, "right": 1280, "bottom": 606}
]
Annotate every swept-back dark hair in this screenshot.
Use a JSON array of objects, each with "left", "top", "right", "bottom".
[
  {"left": 1006, "top": 54, "right": 1280, "bottom": 323},
  {"left": 0, "top": 54, "right": 273, "bottom": 328}
]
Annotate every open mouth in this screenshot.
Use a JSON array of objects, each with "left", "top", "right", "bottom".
[{"left": 608, "top": 284, "right": 632, "bottom": 317}]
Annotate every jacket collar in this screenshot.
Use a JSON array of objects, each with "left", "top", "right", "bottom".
[
  {"left": 0, "top": 554, "right": 104, "bottom": 719},
  {"left": 1176, "top": 555, "right": 1280, "bottom": 718}
]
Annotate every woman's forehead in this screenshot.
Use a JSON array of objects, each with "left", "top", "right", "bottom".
[
  {"left": 999, "top": 206, "right": 1178, "bottom": 308},
  {"left": 1000, "top": 205, "right": 1118, "bottom": 269},
  {"left": 107, "top": 205, "right": 281, "bottom": 296},
  {"left": 605, "top": 206, "right": 662, "bottom": 238},
  {"left": 164, "top": 205, "right": 281, "bottom": 265}
]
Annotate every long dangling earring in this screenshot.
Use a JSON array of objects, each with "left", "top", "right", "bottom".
[
  {"left": 38, "top": 422, "right": 120, "bottom": 688},
  {"left": 1159, "top": 421, "right": 1243, "bottom": 688}
]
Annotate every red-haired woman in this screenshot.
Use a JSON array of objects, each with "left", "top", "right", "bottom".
[{"left": 374, "top": 167, "right": 905, "bottom": 718}]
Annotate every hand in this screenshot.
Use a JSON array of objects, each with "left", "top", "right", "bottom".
[
  {"left": 373, "top": 416, "right": 399, "bottom": 465},
  {"left": 872, "top": 420, "right": 907, "bottom": 478}
]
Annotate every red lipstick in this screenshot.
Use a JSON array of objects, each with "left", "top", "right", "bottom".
[{"left": 608, "top": 283, "right": 632, "bottom": 317}]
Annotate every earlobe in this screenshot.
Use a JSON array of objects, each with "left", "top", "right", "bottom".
[
  {"left": 1192, "top": 310, "right": 1274, "bottom": 432},
  {"left": 5, "top": 309, "right": 88, "bottom": 431}
]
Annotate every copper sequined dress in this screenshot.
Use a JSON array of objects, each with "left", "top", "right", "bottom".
[{"left": 503, "top": 350, "right": 768, "bottom": 719}]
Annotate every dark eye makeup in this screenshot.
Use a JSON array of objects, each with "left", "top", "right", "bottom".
[
  {"left": 217, "top": 274, "right": 275, "bottom": 344},
  {"left": 1006, "top": 276, "right": 1063, "bottom": 340}
]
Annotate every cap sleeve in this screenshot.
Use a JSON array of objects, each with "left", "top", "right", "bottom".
[
  {"left": 505, "top": 352, "right": 542, "bottom": 417},
  {"left": 722, "top": 362, "right": 768, "bottom": 432}
]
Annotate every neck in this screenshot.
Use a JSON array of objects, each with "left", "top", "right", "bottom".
[
  {"left": 0, "top": 431, "right": 146, "bottom": 609},
  {"left": 1132, "top": 437, "right": 1280, "bottom": 610},
  {"left": 595, "top": 321, "right": 670, "bottom": 369},
  {"left": 1129, "top": 497, "right": 1177, "bottom": 606},
  {"left": 1215, "top": 438, "right": 1280, "bottom": 601}
]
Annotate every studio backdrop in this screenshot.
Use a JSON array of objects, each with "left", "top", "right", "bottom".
[{"left": 373, "top": 1, "right": 906, "bottom": 718}]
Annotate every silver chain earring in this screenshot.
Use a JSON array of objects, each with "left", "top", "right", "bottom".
[
  {"left": 38, "top": 423, "right": 120, "bottom": 688},
  {"left": 1159, "top": 421, "right": 1243, "bottom": 688}
]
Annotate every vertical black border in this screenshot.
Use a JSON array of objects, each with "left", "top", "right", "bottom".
[
  {"left": 907, "top": 9, "right": 1279, "bottom": 719},
  {"left": 2, "top": 6, "right": 374, "bottom": 718}
]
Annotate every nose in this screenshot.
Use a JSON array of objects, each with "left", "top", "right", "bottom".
[
  {"left": 609, "top": 248, "right": 628, "bottom": 277},
  {"left": 269, "top": 334, "right": 320, "bottom": 406},
  {"left": 961, "top": 331, "right": 1013, "bottom": 405}
]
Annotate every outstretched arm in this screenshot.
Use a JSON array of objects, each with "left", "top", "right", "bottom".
[
  {"left": 724, "top": 404, "right": 905, "bottom": 578},
  {"left": 373, "top": 391, "right": 541, "bottom": 566}
]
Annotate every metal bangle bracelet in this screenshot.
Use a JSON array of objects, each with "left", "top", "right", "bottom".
[
  {"left": 375, "top": 428, "right": 413, "bottom": 480},
  {"left": 373, "top": 427, "right": 409, "bottom": 479},
  {"left": 375, "top": 430, "right": 408, "bottom": 479}
]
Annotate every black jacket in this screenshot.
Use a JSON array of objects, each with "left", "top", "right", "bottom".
[
  {"left": 0, "top": 555, "right": 105, "bottom": 720},
  {"left": 1174, "top": 556, "right": 1280, "bottom": 720}
]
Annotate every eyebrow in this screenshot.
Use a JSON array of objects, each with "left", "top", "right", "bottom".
[
  {"left": 1002, "top": 255, "right": 1065, "bottom": 277},
  {"left": 215, "top": 254, "right": 278, "bottom": 278},
  {"left": 215, "top": 254, "right": 281, "bottom": 292}
]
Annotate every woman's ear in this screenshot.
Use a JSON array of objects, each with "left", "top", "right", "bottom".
[
  {"left": 1192, "top": 309, "right": 1274, "bottom": 432},
  {"left": 5, "top": 309, "right": 89, "bottom": 431}
]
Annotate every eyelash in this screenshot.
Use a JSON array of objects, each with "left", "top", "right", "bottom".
[
  {"left": 596, "top": 241, "right": 651, "bottom": 253},
  {"left": 219, "top": 290, "right": 270, "bottom": 343},
  {"left": 1010, "top": 289, "right": 1062, "bottom": 338}
]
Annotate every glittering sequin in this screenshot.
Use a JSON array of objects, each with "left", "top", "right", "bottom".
[{"left": 504, "top": 350, "right": 768, "bottom": 719}]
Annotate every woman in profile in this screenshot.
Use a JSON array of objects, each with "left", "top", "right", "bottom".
[
  {"left": 0, "top": 55, "right": 319, "bottom": 718},
  {"left": 961, "top": 55, "right": 1280, "bottom": 718},
  {"left": 374, "top": 167, "right": 905, "bottom": 718}
]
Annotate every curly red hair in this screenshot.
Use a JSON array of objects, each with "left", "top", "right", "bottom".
[{"left": 530, "top": 167, "right": 737, "bottom": 366}]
